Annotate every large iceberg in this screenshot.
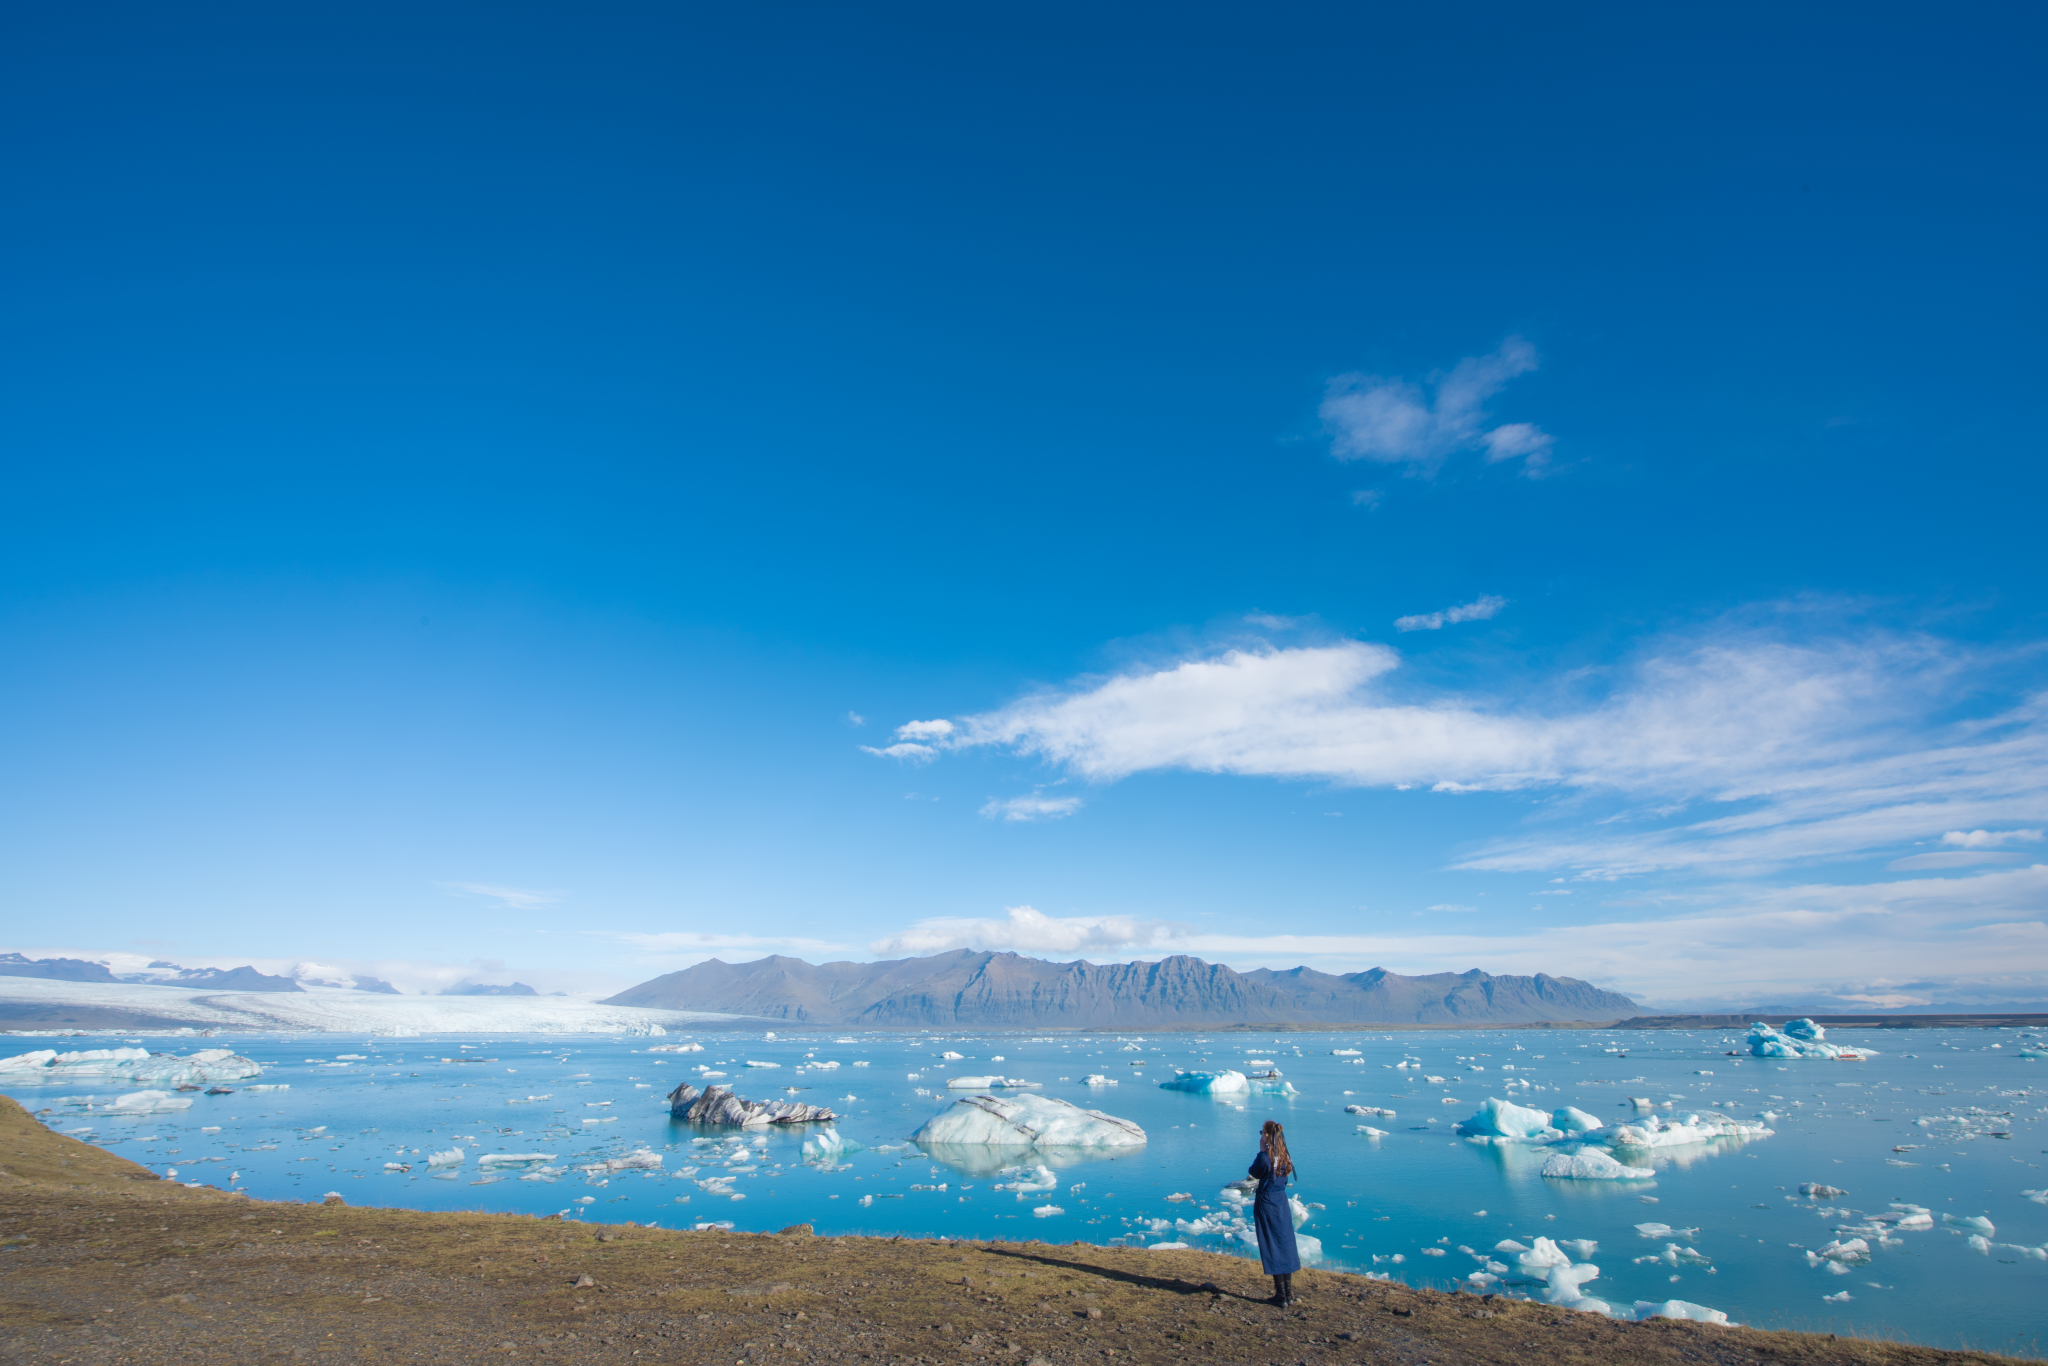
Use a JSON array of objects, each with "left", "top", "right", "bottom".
[
  {"left": 0, "top": 1047, "right": 261, "bottom": 1087},
  {"left": 667, "top": 1083, "right": 838, "bottom": 1126},
  {"left": 1455, "top": 1098, "right": 1620, "bottom": 1143},
  {"left": 1609, "top": 1113, "right": 1773, "bottom": 1149},
  {"left": 1159, "top": 1069, "right": 1248, "bottom": 1094},
  {"left": 1746, "top": 1020, "right": 1873, "bottom": 1060},
  {"left": 912, "top": 1092, "right": 1146, "bottom": 1149}
]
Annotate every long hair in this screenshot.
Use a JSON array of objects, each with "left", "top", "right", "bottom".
[{"left": 1260, "top": 1120, "right": 1293, "bottom": 1179}]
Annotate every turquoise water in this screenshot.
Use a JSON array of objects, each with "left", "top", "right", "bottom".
[{"left": 7, "top": 1028, "right": 2044, "bottom": 1354}]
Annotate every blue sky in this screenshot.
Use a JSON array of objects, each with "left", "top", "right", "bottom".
[{"left": 3, "top": 2, "right": 2043, "bottom": 1009}]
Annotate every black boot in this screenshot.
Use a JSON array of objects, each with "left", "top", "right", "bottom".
[
  {"left": 1270, "top": 1274, "right": 1285, "bottom": 1306},
  {"left": 1280, "top": 1273, "right": 1294, "bottom": 1306}
]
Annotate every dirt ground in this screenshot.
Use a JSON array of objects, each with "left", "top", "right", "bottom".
[{"left": 1, "top": 1096, "right": 2037, "bottom": 1366}]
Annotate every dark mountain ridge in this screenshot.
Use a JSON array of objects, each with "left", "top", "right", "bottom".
[{"left": 604, "top": 949, "right": 1637, "bottom": 1027}]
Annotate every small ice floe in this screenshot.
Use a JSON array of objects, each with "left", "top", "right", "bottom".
[
  {"left": 101, "top": 1090, "right": 194, "bottom": 1114},
  {"left": 1943, "top": 1214, "right": 1995, "bottom": 1235},
  {"left": 668, "top": 1083, "right": 838, "bottom": 1126},
  {"left": 1746, "top": 1019, "right": 1872, "bottom": 1061},
  {"left": 1083, "top": 1075, "right": 1116, "bottom": 1086},
  {"left": 942, "top": 1051, "right": 965, "bottom": 1060},
  {"left": 993, "top": 1164, "right": 1058, "bottom": 1193},
  {"left": 1799, "top": 1183, "right": 1848, "bottom": 1198},
  {"left": 1346, "top": 1105, "right": 1396, "bottom": 1117},
  {"left": 1542, "top": 1151, "right": 1655, "bottom": 1180},
  {"left": 800, "top": 1128, "right": 863, "bottom": 1162},
  {"left": 1164, "top": 1192, "right": 1194, "bottom": 1202},
  {"left": 648, "top": 1042, "right": 705, "bottom": 1052},
  {"left": 2024, "top": 1190, "right": 2048, "bottom": 1205},
  {"left": 913, "top": 1092, "right": 1146, "bottom": 1150},
  {"left": 945, "top": 1076, "right": 1039, "bottom": 1090},
  {"left": 744, "top": 1061, "right": 780, "bottom": 1069},
  {"left": 1636, "top": 1300, "right": 1729, "bottom": 1325},
  {"left": 382, "top": 1162, "right": 410, "bottom": 1172},
  {"left": 478, "top": 1152, "right": 559, "bottom": 1167},
  {"left": 1359, "top": 1126, "right": 1389, "bottom": 1137},
  {"left": 1823, "top": 1291, "right": 1853, "bottom": 1303},
  {"left": 1634, "top": 1223, "right": 1698, "bottom": 1240},
  {"left": 581, "top": 1150, "right": 662, "bottom": 1174},
  {"left": 1806, "top": 1238, "right": 1870, "bottom": 1269},
  {"left": 426, "top": 1148, "right": 465, "bottom": 1167},
  {"left": 1159, "top": 1069, "right": 1248, "bottom": 1094},
  {"left": 1147, "top": 1241, "right": 1191, "bottom": 1251}
]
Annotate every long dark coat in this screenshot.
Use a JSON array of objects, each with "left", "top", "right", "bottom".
[{"left": 1249, "top": 1150, "right": 1301, "bottom": 1275}]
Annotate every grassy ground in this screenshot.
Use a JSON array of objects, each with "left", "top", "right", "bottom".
[{"left": 1, "top": 1095, "right": 2037, "bottom": 1366}]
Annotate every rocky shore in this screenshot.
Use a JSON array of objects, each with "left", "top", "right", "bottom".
[{"left": 0, "top": 1096, "right": 2036, "bottom": 1366}]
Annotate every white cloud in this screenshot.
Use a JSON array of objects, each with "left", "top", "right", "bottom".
[
  {"left": 1321, "top": 338, "right": 1553, "bottom": 476},
  {"left": 847, "top": 710, "right": 867, "bottom": 726},
  {"left": 898, "top": 616, "right": 2048, "bottom": 877},
  {"left": 436, "top": 881, "right": 559, "bottom": 910},
  {"left": 1350, "top": 489, "right": 1384, "bottom": 509},
  {"left": 1421, "top": 903, "right": 1478, "bottom": 914},
  {"left": 612, "top": 931, "right": 851, "bottom": 958},
  {"left": 857, "top": 865, "right": 2046, "bottom": 1008},
  {"left": 1395, "top": 595, "right": 1509, "bottom": 632},
  {"left": 896, "top": 719, "right": 955, "bottom": 741},
  {"left": 859, "top": 742, "right": 937, "bottom": 762},
  {"left": 979, "top": 793, "right": 1084, "bottom": 822},
  {"left": 1943, "top": 828, "right": 2042, "bottom": 848},
  {"left": 869, "top": 905, "right": 1188, "bottom": 957}
]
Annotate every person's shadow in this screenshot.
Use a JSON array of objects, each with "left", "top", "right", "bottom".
[{"left": 981, "top": 1245, "right": 1270, "bottom": 1303}]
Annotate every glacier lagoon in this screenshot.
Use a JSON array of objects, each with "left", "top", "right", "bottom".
[{"left": 5, "top": 1028, "right": 2043, "bottom": 1353}]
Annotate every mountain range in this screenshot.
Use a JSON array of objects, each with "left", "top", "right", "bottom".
[{"left": 603, "top": 950, "right": 1640, "bottom": 1027}]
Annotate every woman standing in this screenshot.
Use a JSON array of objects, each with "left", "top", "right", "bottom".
[{"left": 1249, "top": 1119, "right": 1301, "bottom": 1306}]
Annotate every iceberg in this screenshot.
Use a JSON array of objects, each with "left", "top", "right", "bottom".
[
  {"left": 1346, "top": 1105, "right": 1396, "bottom": 1117},
  {"left": 1159, "top": 1069, "right": 1248, "bottom": 1094},
  {"left": 426, "top": 1148, "right": 465, "bottom": 1167},
  {"left": 1636, "top": 1300, "right": 1730, "bottom": 1326},
  {"left": 1541, "top": 1150, "right": 1655, "bottom": 1180},
  {"left": 103, "top": 1089, "right": 193, "bottom": 1114},
  {"left": 1609, "top": 1113, "right": 1772, "bottom": 1149},
  {"left": 1746, "top": 1020, "right": 1873, "bottom": 1060},
  {"left": 668, "top": 1083, "right": 838, "bottom": 1127},
  {"left": 1943, "top": 1214, "right": 1994, "bottom": 1235},
  {"left": 0, "top": 1046, "right": 262, "bottom": 1087},
  {"left": 912, "top": 1092, "right": 1146, "bottom": 1149},
  {"left": 992, "top": 1163, "right": 1058, "bottom": 1193},
  {"left": 477, "top": 1152, "right": 558, "bottom": 1167},
  {"left": 801, "top": 1129, "right": 862, "bottom": 1162},
  {"left": 1454, "top": 1097, "right": 1558, "bottom": 1139},
  {"left": 1032, "top": 1205, "right": 1063, "bottom": 1217},
  {"left": 1551, "top": 1106, "right": 1605, "bottom": 1134},
  {"left": 945, "top": 1076, "right": 1040, "bottom": 1090},
  {"left": 1517, "top": 1237, "right": 1572, "bottom": 1271},
  {"left": 1082, "top": 1075, "right": 1116, "bottom": 1086},
  {"left": 647, "top": 1042, "right": 704, "bottom": 1053},
  {"left": 1147, "top": 1241, "right": 1191, "bottom": 1251}
]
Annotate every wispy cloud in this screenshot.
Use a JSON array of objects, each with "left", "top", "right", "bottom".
[
  {"left": 1321, "top": 338, "right": 1553, "bottom": 477},
  {"left": 870, "top": 905, "right": 1189, "bottom": 957},
  {"left": 859, "top": 742, "right": 937, "bottom": 762},
  {"left": 1943, "top": 828, "right": 2042, "bottom": 848},
  {"left": 1395, "top": 595, "right": 1508, "bottom": 633},
  {"left": 862, "top": 865, "right": 2047, "bottom": 1008},
  {"left": 872, "top": 612, "right": 2048, "bottom": 877},
  {"left": 612, "top": 930, "right": 851, "bottom": 959},
  {"left": 979, "top": 792, "right": 1084, "bottom": 822},
  {"left": 436, "top": 881, "right": 560, "bottom": 910}
]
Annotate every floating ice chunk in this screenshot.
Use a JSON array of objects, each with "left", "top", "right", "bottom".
[
  {"left": 912, "top": 1092, "right": 1146, "bottom": 1149},
  {"left": 1346, "top": 1105, "right": 1396, "bottom": 1117},
  {"left": 1082, "top": 1075, "right": 1116, "bottom": 1086},
  {"left": 1543, "top": 1151, "right": 1655, "bottom": 1180},
  {"left": 800, "top": 1128, "right": 863, "bottom": 1161},
  {"left": 1544, "top": 1262, "right": 1603, "bottom": 1305},
  {"left": 1290, "top": 1195, "right": 1311, "bottom": 1229},
  {"left": 1517, "top": 1238, "right": 1573, "bottom": 1272},
  {"left": 669, "top": 1083, "right": 838, "bottom": 1126},
  {"left": 1823, "top": 1291, "right": 1853, "bottom": 1303},
  {"left": 426, "top": 1148, "right": 465, "bottom": 1167},
  {"left": 993, "top": 1164, "right": 1058, "bottom": 1193},
  {"left": 2024, "top": 1190, "right": 2048, "bottom": 1205},
  {"left": 1551, "top": 1107, "right": 1605, "bottom": 1134},
  {"left": 1609, "top": 1113, "right": 1773, "bottom": 1149},
  {"left": 1799, "top": 1183, "right": 1849, "bottom": 1198},
  {"left": 1294, "top": 1234, "right": 1324, "bottom": 1263},
  {"left": 478, "top": 1152, "right": 558, "bottom": 1167},
  {"left": 1746, "top": 1021, "right": 1872, "bottom": 1060},
  {"left": 942, "top": 1051, "right": 965, "bottom": 1060},
  {"left": 1330, "top": 1049, "right": 1361, "bottom": 1056},
  {"left": 1560, "top": 1239, "right": 1599, "bottom": 1259},
  {"left": 1159, "top": 1069, "right": 1248, "bottom": 1094},
  {"left": 946, "top": 1076, "right": 1039, "bottom": 1090},
  {"left": 1147, "top": 1241, "right": 1191, "bottom": 1251},
  {"left": 1032, "top": 1205, "right": 1063, "bottom": 1217},
  {"left": 582, "top": 1150, "right": 662, "bottom": 1174},
  {"left": 647, "top": 1042, "right": 704, "bottom": 1053},
  {"left": 1968, "top": 1235, "right": 1993, "bottom": 1255},
  {"left": 1635, "top": 1299, "right": 1730, "bottom": 1325},
  {"left": 1454, "top": 1097, "right": 1555, "bottom": 1139},
  {"left": 1811, "top": 1238, "right": 1870, "bottom": 1267},
  {"left": 1359, "top": 1126, "right": 1389, "bottom": 1137},
  {"left": 743, "top": 1061, "right": 780, "bottom": 1068},
  {"left": 1943, "top": 1214, "right": 1995, "bottom": 1235},
  {"left": 1888, "top": 1204, "right": 1934, "bottom": 1230},
  {"left": 103, "top": 1090, "right": 192, "bottom": 1113}
]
